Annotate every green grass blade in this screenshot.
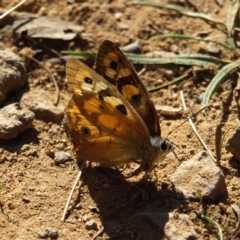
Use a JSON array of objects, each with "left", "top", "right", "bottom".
[
  {"left": 128, "top": 55, "right": 217, "bottom": 67},
  {"left": 61, "top": 50, "right": 96, "bottom": 59},
  {"left": 221, "top": 125, "right": 237, "bottom": 154},
  {"left": 147, "top": 71, "right": 190, "bottom": 92},
  {"left": 199, "top": 193, "right": 223, "bottom": 240},
  {"left": 62, "top": 50, "right": 230, "bottom": 68},
  {"left": 159, "top": 54, "right": 230, "bottom": 65},
  {"left": 131, "top": 1, "right": 225, "bottom": 26},
  {"left": 202, "top": 61, "right": 240, "bottom": 108},
  {"left": 226, "top": 0, "right": 239, "bottom": 37},
  {"left": 127, "top": 53, "right": 230, "bottom": 66},
  {"left": 151, "top": 34, "right": 234, "bottom": 50}
]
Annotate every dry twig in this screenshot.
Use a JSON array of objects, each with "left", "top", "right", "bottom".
[
  {"left": 61, "top": 160, "right": 86, "bottom": 222},
  {"left": 0, "top": 0, "right": 27, "bottom": 19},
  {"left": 180, "top": 90, "right": 216, "bottom": 161},
  {"left": 91, "top": 227, "right": 105, "bottom": 240},
  {"left": 26, "top": 56, "right": 60, "bottom": 106}
]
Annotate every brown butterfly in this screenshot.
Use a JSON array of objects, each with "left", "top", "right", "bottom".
[{"left": 65, "top": 40, "right": 173, "bottom": 172}]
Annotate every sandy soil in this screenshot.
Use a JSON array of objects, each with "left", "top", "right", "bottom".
[{"left": 1, "top": 0, "right": 240, "bottom": 239}]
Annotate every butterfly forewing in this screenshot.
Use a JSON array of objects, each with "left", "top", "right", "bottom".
[
  {"left": 65, "top": 59, "right": 151, "bottom": 166},
  {"left": 95, "top": 40, "right": 160, "bottom": 137}
]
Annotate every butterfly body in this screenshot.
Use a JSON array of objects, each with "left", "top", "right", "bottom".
[{"left": 65, "top": 40, "right": 173, "bottom": 172}]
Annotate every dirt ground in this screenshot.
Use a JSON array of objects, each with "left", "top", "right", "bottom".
[{"left": 1, "top": 0, "right": 240, "bottom": 239}]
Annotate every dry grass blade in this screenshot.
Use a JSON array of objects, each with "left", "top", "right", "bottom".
[
  {"left": 131, "top": 1, "right": 225, "bottom": 26},
  {"left": 202, "top": 62, "right": 240, "bottom": 109},
  {"left": 151, "top": 34, "right": 233, "bottom": 50},
  {"left": 180, "top": 91, "right": 216, "bottom": 162},
  {"left": 61, "top": 161, "right": 86, "bottom": 222},
  {"left": 0, "top": 0, "right": 27, "bottom": 19}
]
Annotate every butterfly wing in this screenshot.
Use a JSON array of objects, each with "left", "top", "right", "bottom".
[
  {"left": 65, "top": 59, "right": 150, "bottom": 166},
  {"left": 95, "top": 40, "right": 160, "bottom": 137}
]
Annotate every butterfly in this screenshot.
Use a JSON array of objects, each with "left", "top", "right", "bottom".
[{"left": 65, "top": 40, "right": 174, "bottom": 173}]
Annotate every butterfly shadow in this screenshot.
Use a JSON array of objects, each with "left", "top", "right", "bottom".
[{"left": 71, "top": 164, "right": 180, "bottom": 239}]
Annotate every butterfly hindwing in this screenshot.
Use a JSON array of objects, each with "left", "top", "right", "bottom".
[{"left": 95, "top": 40, "right": 160, "bottom": 137}]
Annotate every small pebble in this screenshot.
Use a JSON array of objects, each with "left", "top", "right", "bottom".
[
  {"left": 54, "top": 151, "right": 72, "bottom": 165},
  {"left": 48, "top": 228, "right": 58, "bottom": 238},
  {"left": 88, "top": 205, "right": 98, "bottom": 213},
  {"left": 28, "top": 186, "right": 35, "bottom": 191},
  {"left": 186, "top": 133, "right": 191, "bottom": 138},
  {"left": 38, "top": 230, "right": 49, "bottom": 239},
  {"left": 201, "top": 228, "right": 209, "bottom": 236},
  {"left": 22, "top": 197, "right": 30, "bottom": 203},
  {"left": 85, "top": 220, "right": 98, "bottom": 230},
  {"left": 82, "top": 215, "right": 89, "bottom": 222},
  {"left": 114, "top": 12, "right": 123, "bottom": 19},
  {"left": 75, "top": 203, "right": 82, "bottom": 209}
]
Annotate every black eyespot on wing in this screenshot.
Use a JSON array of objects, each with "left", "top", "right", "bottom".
[
  {"left": 110, "top": 60, "right": 118, "bottom": 70},
  {"left": 84, "top": 77, "right": 93, "bottom": 84},
  {"left": 99, "top": 105, "right": 104, "bottom": 110},
  {"left": 130, "top": 94, "right": 142, "bottom": 108},
  {"left": 81, "top": 126, "right": 91, "bottom": 137},
  {"left": 116, "top": 104, "right": 127, "bottom": 115}
]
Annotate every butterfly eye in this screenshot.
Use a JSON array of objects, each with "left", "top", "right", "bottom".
[
  {"left": 110, "top": 60, "right": 118, "bottom": 70},
  {"left": 84, "top": 77, "right": 93, "bottom": 84},
  {"left": 81, "top": 126, "right": 91, "bottom": 137},
  {"left": 160, "top": 139, "right": 168, "bottom": 151}
]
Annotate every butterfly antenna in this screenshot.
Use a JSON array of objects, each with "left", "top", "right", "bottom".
[
  {"left": 61, "top": 160, "right": 86, "bottom": 222},
  {"left": 166, "top": 106, "right": 208, "bottom": 138}
]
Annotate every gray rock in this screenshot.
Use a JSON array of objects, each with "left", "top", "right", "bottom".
[
  {"left": 225, "top": 126, "right": 240, "bottom": 161},
  {"left": 20, "top": 90, "right": 64, "bottom": 123},
  {"left": 54, "top": 151, "right": 72, "bottom": 165},
  {"left": 0, "top": 103, "right": 34, "bottom": 140},
  {"left": 0, "top": 48, "right": 27, "bottom": 105},
  {"left": 85, "top": 219, "right": 98, "bottom": 231},
  {"left": 170, "top": 151, "right": 227, "bottom": 201},
  {"left": 13, "top": 16, "right": 84, "bottom": 40},
  {"left": 206, "top": 42, "right": 221, "bottom": 54},
  {"left": 140, "top": 212, "right": 198, "bottom": 240},
  {"left": 38, "top": 229, "right": 49, "bottom": 239},
  {"left": 164, "top": 213, "right": 198, "bottom": 240},
  {"left": 38, "top": 228, "right": 58, "bottom": 239},
  {"left": 47, "top": 228, "right": 58, "bottom": 238},
  {"left": 22, "top": 197, "right": 30, "bottom": 203}
]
